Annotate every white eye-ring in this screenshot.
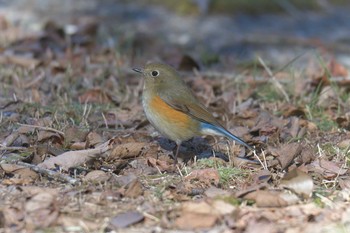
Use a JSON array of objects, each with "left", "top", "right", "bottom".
[{"left": 151, "top": 70, "right": 159, "bottom": 77}]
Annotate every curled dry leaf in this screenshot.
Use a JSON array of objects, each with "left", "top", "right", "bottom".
[
  {"left": 274, "top": 143, "right": 302, "bottom": 170},
  {"left": 123, "top": 179, "right": 144, "bottom": 198},
  {"left": 185, "top": 168, "right": 220, "bottom": 186},
  {"left": 38, "top": 138, "right": 113, "bottom": 170},
  {"left": 147, "top": 157, "right": 173, "bottom": 172},
  {"left": 37, "top": 130, "right": 63, "bottom": 144},
  {"left": 78, "top": 88, "right": 112, "bottom": 104},
  {"left": 280, "top": 168, "right": 314, "bottom": 199},
  {"left": 338, "top": 139, "right": 350, "bottom": 149},
  {"left": 175, "top": 200, "right": 235, "bottom": 230},
  {"left": 175, "top": 212, "right": 217, "bottom": 230},
  {"left": 309, "top": 159, "right": 348, "bottom": 179},
  {"left": 204, "top": 186, "right": 231, "bottom": 198},
  {"left": 86, "top": 131, "right": 104, "bottom": 147},
  {"left": 64, "top": 127, "right": 89, "bottom": 144},
  {"left": 108, "top": 142, "right": 148, "bottom": 160},
  {"left": 181, "top": 201, "right": 213, "bottom": 215},
  {"left": 243, "top": 190, "right": 299, "bottom": 207},
  {"left": 1, "top": 164, "right": 39, "bottom": 185},
  {"left": 84, "top": 170, "right": 111, "bottom": 183},
  {"left": 299, "top": 146, "right": 315, "bottom": 164},
  {"left": 175, "top": 202, "right": 214, "bottom": 230}
]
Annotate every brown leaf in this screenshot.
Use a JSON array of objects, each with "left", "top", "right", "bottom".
[
  {"left": 37, "top": 130, "right": 63, "bottom": 143},
  {"left": 299, "top": 146, "right": 315, "bottom": 164},
  {"left": 109, "top": 211, "right": 144, "bottom": 228},
  {"left": 124, "top": 179, "right": 143, "bottom": 198},
  {"left": 147, "top": 157, "right": 173, "bottom": 172},
  {"left": 70, "top": 142, "right": 86, "bottom": 150},
  {"left": 108, "top": 142, "right": 148, "bottom": 160},
  {"left": 181, "top": 201, "right": 213, "bottom": 214},
  {"left": 252, "top": 169, "right": 272, "bottom": 184},
  {"left": 1, "top": 164, "right": 38, "bottom": 185},
  {"left": 38, "top": 139, "right": 112, "bottom": 170},
  {"left": 204, "top": 186, "right": 231, "bottom": 198},
  {"left": 185, "top": 168, "right": 220, "bottom": 186},
  {"left": 78, "top": 88, "right": 112, "bottom": 104},
  {"left": 319, "top": 159, "right": 347, "bottom": 175},
  {"left": 275, "top": 143, "right": 302, "bottom": 170},
  {"left": 338, "top": 139, "right": 350, "bottom": 149},
  {"left": 0, "top": 54, "right": 41, "bottom": 68},
  {"left": 282, "top": 105, "right": 306, "bottom": 118},
  {"left": 64, "top": 127, "right": 88, "bottom": 144},
  {"left": 174, "top": 212, "right": 217, "bottom": 230},
  {"left": 243, "top": 190, "right": 299, "bottom": 207},
  {"left": 328, "top": 59, "right": 348, "bottom": 77},
  {"left": 86, "top": 131, "right": 104, "bottom": 147},
  {"left": 84, "top": 170, "right": 111, "bottom": 183},
  {"left": 289, "top": 117, "right": 300, "bottom": 138},
  {"left": 1, "top": 131, "right": 19, "bottom": 147},
  {"left": 25, "top": 192, "right": 58, "bottom": 228},
  {"left": 211, "top": 200, "right": 236, "bottom": 215},
  {"left": 280, "top": 168, "right": 314, "bottom": 199},
  {"left": 114, "top": 173, "right": 137, "bottom": 186}
]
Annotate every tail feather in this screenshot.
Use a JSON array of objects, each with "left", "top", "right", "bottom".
[{"left": 200, "top": 123, "right": 253, "bottom": 150}]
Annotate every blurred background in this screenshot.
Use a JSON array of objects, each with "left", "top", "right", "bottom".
[{"left": 1, "top": 0, "right": 350, "bottom": 70}]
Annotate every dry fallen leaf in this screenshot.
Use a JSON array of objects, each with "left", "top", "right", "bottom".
[
  {"left": 204, "top": 186, "right": 231, "bottom": 198},
  {"left": 109, "top": 211, "right": 144, "bottom": 228},
  {"left": 280, "top": 168, "right": 314, "bottom": 199},
  {"left": 25, "top": 192, "right": 59, "bottom": 228},
  {"left": 84, "top": 170, "right": 111, "bottom": 183},
  {"left": 147, "top": 157, "right": 173, "bottom": 172},
  {"left": 38, "top": 139, "right": 113, "bottom": 170},
  {"left": 78, "top": 88, "right": 112, "bottom": 104},
  {"left": 174, "top": 212, "right": 217, "bottom": 230},
  {"left": 124, "top": 179, "right": 144, "bottom": 198},
  {"left": 1, "top": 164, "right": 39, "bottom": 185},
  {"left": 243, "top": 190, "right": 299, "bottom": 207},
  {"left": 108, "top": 142, "right": 148, "bottom": 160},
  {"left": 309, "top": 159, "right": 348, "bottom": 179},
  {"left": 185, "top": 168, "right": 220, "bottom": 186},
  {"left": 274, "top": 143, "right": 302, "bottom": 170}
]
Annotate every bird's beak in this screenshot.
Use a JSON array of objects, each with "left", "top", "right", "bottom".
[{"left": 132, "top": 68, "right": 144, "bottom": 74}]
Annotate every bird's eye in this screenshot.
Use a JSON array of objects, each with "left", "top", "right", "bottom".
[{"left": 151, "top": 70, "right": 159, "bottom": 77}]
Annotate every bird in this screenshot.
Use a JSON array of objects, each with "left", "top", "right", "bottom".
[{"left": 133, "top": 62, "right": 253, "bottom": 163}]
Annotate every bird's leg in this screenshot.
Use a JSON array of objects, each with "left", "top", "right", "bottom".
[{"left": 173, "top": 141, "right": 181, "bottom": 165}]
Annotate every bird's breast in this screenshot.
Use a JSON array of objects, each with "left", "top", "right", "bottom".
[{"left": 142, "top": 93, "right": 199, "bottom": 142}]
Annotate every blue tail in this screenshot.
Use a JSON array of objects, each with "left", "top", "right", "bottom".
[{"left": 200, "top": 123, "right": 253, "bottom": 150}]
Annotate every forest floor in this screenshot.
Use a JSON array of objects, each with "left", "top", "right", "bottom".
[{"left": 0, "top": 1, "right": 350, "bottom": 232}]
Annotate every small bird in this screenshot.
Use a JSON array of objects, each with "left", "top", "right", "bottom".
[{"left": 133, "top": 63, "right": 253, "bottom": 162}]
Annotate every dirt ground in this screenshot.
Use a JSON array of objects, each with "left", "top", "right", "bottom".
[{"left": 0, "top": 1, "right": 350, "bottom": 232}]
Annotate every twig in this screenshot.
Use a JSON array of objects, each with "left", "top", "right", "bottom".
[
  {"left": 17, "top": 123, "right": 64, "bottom": 136},
  {"left": 261, "top": 150, "right": 268, "bottom": 170},
  {"left": 176, "top": 164, "right": 183, "bottom": 177},
  {"left": 142, "top": 211, "right": 160, "bottom": 222},
  {"left": 0, "top": 145, "right": 28, "bottom": 151},
  {"left": 17, "top": 161, "right": 79, "bottom": 185},
  {"left": 258, "top": 56, "right": 290, "bottom": 103},
  {"left": 253, "top": 149, "right": 267, "bottom": 170}
]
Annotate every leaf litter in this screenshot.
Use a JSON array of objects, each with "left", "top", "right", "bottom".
[{"left": 0, "top": 4, "right": 350, "bottom": 233}]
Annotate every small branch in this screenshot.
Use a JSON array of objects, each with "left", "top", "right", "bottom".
[
  {"left": 17, "top": 123, "right": 65, "bottom": 136},
  {"left": 17, "top": 161, "right": 79, "bottom": 185},
  {"left": 0, "top": 145, "right": 28, "bottom": 151}
]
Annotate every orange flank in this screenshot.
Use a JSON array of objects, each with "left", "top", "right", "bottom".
[{"left": 149, "top": 96, "right": 190, "bottom": 128}]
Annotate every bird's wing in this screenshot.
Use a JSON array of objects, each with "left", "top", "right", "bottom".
[{"left": 159, "top": 92, "right": 222, "bottom": 127}]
